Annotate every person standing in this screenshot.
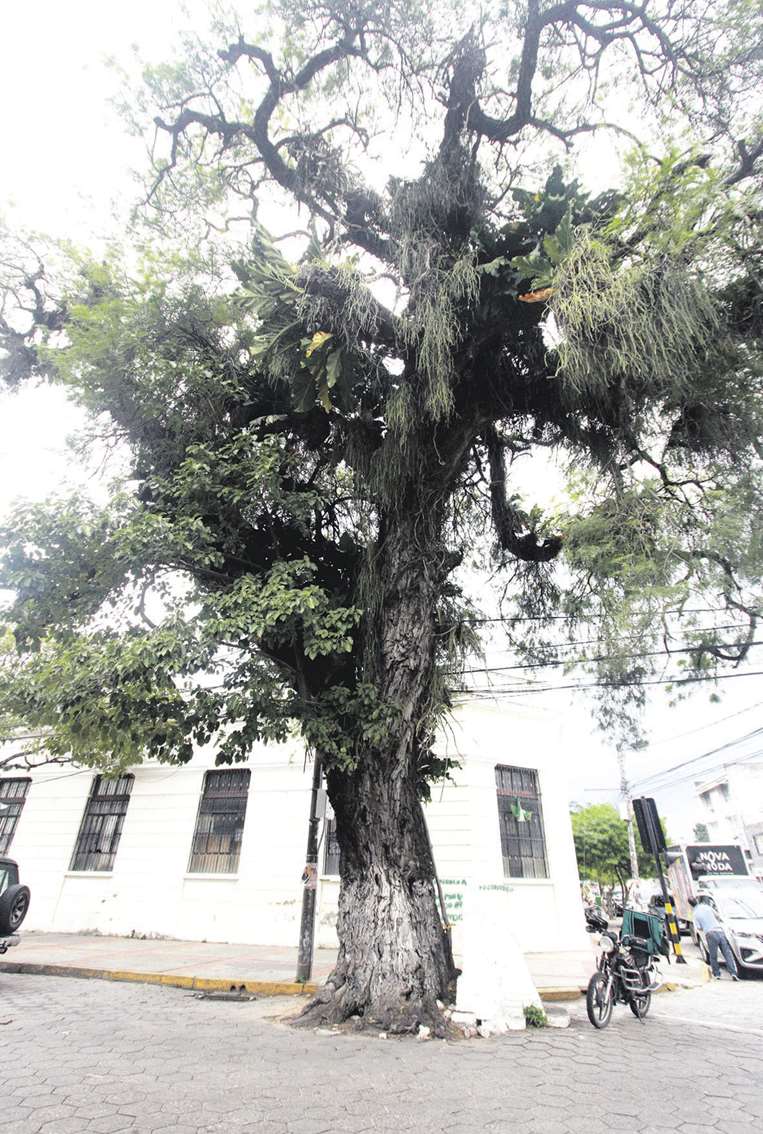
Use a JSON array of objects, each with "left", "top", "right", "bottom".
[{"left": 690, "top": 895, "right": 740, "bottom": 980}]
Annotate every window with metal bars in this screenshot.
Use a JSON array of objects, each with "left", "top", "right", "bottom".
[
  {"left": 188, "top": 769, "right": 250, "bottom": 874},
  {"left": 323, "top": 817, "right": 341, "bottom": 876},
  {"left": 0, "top": 778, "right": 31, "bottom": 855},
  {"left": 495, "top": 765, "right": 548, "bottom": 879},
  {"left": 70, "top": 774, "right": 134, "bottom": 872}
]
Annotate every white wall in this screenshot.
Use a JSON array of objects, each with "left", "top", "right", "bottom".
[
  {"left": 5, "top": 700, "right": 589, "bottom": 958},
  {"left": 317, "top": 700, "right": 589, "bottom": 957},
  {"left": 11, "top": 739, "right": 312, "bottom": 946}
]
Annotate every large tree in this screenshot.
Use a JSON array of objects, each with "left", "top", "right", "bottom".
[
  {"left": 571, "top": 803, "right": 657, "bottom": 894},
  {"left": 1, "top": 1, "right": 761, "bottom": 1030}
]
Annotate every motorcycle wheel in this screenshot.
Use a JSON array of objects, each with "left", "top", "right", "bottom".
[
  {"left": 629, "top": 972, "right": 651, "bottom": 1019},
  {"left": 586, "top": 972, "right": 614, "bottom": 1029}
]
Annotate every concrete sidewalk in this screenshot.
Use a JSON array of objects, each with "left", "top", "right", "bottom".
[
  {"left": 1, "top": 931, "right": 598, "bottom": 998},
  {"left": 0, "top": 931, "right": 706, "bottom": 998},
  {"left": 0, "top": 932, "right": 336, "bottom": 995}
]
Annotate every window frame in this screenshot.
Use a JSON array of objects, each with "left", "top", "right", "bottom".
[
  {"left": 187, "top": 769, "right": 251, "bottom": 875},
  {"left": 494, "top": 764, "right": 549, "bottom": 880},
  {"left": 0, "top": 778, "right": 31, "bottom": 855},
  {"left": 69, "top": 774, "right": 134, "bottom": 873}
]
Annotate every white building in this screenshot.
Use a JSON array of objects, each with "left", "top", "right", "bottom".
[
  {"left": 694, "top": 761, "right": 763, "bottom": 875},
  {"left": 0, "top": 700, "right": 590, "bottom": 971}
]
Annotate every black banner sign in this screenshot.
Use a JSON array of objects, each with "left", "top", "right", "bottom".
[{"left": 686, "top": 844, "right": 748, "bottom": 879}]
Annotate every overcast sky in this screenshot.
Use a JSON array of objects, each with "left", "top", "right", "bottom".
[{"left": 1, "top": 1, "right": 761, "bottom": 844}]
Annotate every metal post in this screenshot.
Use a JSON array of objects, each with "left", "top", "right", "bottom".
[
  {"left": 644, "top": 799, "right": 685, "bottom": 965},
  {"left": 296, "top": 754, "right": 323, "bottom": 984},
  {"left": 617, "top": 749, "right": 640, "bottom": 882},
  {"left": 633, "top": 795, "right": 686, "bottom": 964},
  {"left": 653, "top": 848, "right": 687, "bottom": 964}
]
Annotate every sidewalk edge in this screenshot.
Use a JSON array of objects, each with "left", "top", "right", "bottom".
[
  {"left": 0, "top": 960, "right": 587, "bottom": 1002},
  {"left": 0, "top": 960, "right": 317, "bottom": 997}
]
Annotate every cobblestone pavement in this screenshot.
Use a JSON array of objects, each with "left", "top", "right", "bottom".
[{"left": 1, "top": 973, "right": 762, "bottom": 1134}]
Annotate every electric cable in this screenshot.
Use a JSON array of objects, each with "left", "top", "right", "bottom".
[
  {"left": 632, "top": 729, "right": 763, "bottom": 788},
  {"left": 451, "top": 668, "right": 763, "bottom": 696}
]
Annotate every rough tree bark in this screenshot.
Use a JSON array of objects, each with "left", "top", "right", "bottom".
[
  {"left": 300, "top": 762, "right": 455, "bottom": 1031},
  {"left": 298, "top": 487, "right": 458, "bottom": 1030}
]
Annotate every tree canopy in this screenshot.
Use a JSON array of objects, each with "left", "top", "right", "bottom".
[
  {"left": 571, "top": 803, "right": 656, "bottom": 888},
  {"left": 0, "top": 0, "right": 761, "bottom": 1029}
]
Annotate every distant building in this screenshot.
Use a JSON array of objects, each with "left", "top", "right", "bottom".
[
  {"left": 0, "top": 700, "right": 590, "bottom": 974},
  {"left": 694, "top": 761, "right": 763, "bottom": 875}
]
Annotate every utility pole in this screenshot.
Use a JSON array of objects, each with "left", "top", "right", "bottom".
[
  {"left": 633, "top": 796, "right": 686, "bottom": 964},
  {"left": 295, "top": 754, "right": 323, "bottom": 984},
  {"left": 616, "top": 748, "right": 640, "bottom": 882}
]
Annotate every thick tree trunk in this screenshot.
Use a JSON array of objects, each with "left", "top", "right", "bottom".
[
  {"left": 297, "top": 503, "right": 458, "bottom": 1031},
  {"left": 298, "top": 761, "right": 456, "bottom": 1031}
]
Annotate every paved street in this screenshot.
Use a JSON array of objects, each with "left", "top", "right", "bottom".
[{"left": 1, "top": 973, "right": 762, "bottom": 1134}]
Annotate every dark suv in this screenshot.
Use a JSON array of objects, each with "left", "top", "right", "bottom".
[
  {"left": 647, "top": 891, "right": 689, "bottom": 935},
  {"left": 0, "top": 857, "right": 31, "bottom": 951}
]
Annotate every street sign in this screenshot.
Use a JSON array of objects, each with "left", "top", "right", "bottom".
[
  {"left": 685, "top": 844, "right": 749, "bottom": 879},
  {"left": 632, "top": 796, "right": 667, "bottom": 855},
  {"left": 633, "top": 796, "right": 686, "bottom": 964}
]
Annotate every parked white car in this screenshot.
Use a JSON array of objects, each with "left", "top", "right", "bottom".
[{"left": 694, "top": 888, "right": 763, "bottom": 975}]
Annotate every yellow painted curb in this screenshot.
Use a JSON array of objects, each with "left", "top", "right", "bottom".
[
  {"left": 2, "top": 960, "right": 706, "bottom": 1001},
  {"left": 0, "top": 960, "right": 317, "bottom": 997},
  {"left": 539, "top": 987, "right": 584, "bottom": 1002},
  {"left": 0, "top": 961, "right": 586, "bottom": 1003}
]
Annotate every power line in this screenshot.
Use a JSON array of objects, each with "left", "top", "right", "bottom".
[
  {"left": 455, "top": 639, "right": 762, "bottom": 676},
  {"left": 641, "top": 701, "right": 763, "bottom": 748},
  {"left": 584, "top": 750, "right": 763, "bottom": 797},
  {"left": 464, "top": 607, "right": 753, "bottom": 625},
  {"left": 641, "top": 751, "right": 763, "bottom": 795},
  {"left": 632, "top": 728, "right": 763, "bottom": 788},
  {"left": 451, "top": 668, "right": 763, "bottom": 696},
  {"left": 480, "top": 623, "right": 750, "bottom": 657}
]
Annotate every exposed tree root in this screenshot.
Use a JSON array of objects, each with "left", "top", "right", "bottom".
[{"left": 293, "top": 965, "right": 450, "bottom": 1036}]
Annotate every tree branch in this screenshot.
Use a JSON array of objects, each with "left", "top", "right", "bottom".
[
  {"left": 154, "top": 31, "right": 392, "bottom": 263},
  {"left": 454, "top": 3, "right": 696, "bottom": 148},
  {"left": 485, "top": 428, "right": 563, "bottom": 563}
]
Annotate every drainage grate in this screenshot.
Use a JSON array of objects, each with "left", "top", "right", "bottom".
[{"left": 193, "top": 984, "right": 257, "bottom": 1002}]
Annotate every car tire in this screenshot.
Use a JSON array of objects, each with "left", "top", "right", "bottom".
[{"left": 0, "top": 883, "right": 31, "bottom": 935}]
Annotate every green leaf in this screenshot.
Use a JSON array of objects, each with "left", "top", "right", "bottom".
[
  {"left": 291, "top": 369, "right": 316, "bottom": 413},
  {"left": 305, "top": 330, "right": 332, "bottom": 358},
  {"left": 317, "top": 381, "right": 332, "bottom": 412},
  {"left": 511, "top": 249, "right": 554, "bottom": 288},
  {"left": 325, "top": 348, "right": 342, "bottom": 389},
  {"left": 479, "top": 256, "right": 507, "bottom": 277}
]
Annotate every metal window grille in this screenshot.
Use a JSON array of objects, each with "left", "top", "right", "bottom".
[
  {"left": 323, "top": 817, "right": 341, "bottom": 876},
  {"left": 495, "top": 765, "right": 549, "bottom": 879},
  {"left": 70, "top": 774, "right": 134, "bottom": 872},
  {"left": 0, "top": 778, "right": 31, "bottom": 855},
  {"left": 188, "top": 769, "right": 250, "bottom": 874}
]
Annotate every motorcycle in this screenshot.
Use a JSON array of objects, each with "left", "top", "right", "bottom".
[
  {"left": 585, "top": 915, "right": 660, "bottom": 1029},
  {"left": 584, "top": 905, "right": 609, "bottom": 934}
]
